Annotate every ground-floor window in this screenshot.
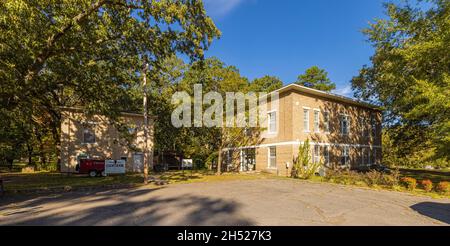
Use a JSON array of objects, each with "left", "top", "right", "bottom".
[
  {"left": 313, "top": 145, "right": 320, "bottom": 164},
  {"left": 341, "top": 146, "right": 350, "bottom": 166},
  {"left": 268, "top": 146, "right": 277, "bottom": 168},
  {"left": 323, "top": 145, "right": 330, "bottom": 167}
]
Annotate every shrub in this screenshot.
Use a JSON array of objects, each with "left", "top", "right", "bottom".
[
  {"left": 291, "top": 139, "right": 321, "bottom": 180},
  {"left": 436, "top": 181, "right": 450, "bottom": 194},
  {"left": 380, "top": 174, "right": 396, "bottom": 187},
  {"left": 400, "top": 177, "right": 417, "bottom": 190},
  {"left": 365, "top": 170, "right": 382, "bottom": 187},
  {"left": 420, "top": 180, "right": 433, "bottom": 192}
]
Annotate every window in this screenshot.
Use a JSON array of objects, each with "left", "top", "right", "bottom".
[
  {"left": 303, "top": 108, "right": 310, "bottom": 132},
  {"left": 120, "top": 156, "right": 128, "bottom": 161},
  {"left": 313, "top": 145, "right": 320, "bottom": 164},
  {"left": 340, "top": 114, "right": 350, "bottom": 135},
  {"left": 268, "top": 111, "right": 277, "bottom": 133},
  {"left": 83, "top": 128, "right": 96, "bottom": 144},
  {"left": 268, "top": 146, "right": 277, "bottom": 168},
  {"left": 323, "top": 111, "right": 330, "bottom": 133},
  {"left": 340, "top": 146, "right": 349, "bottom": 166},
  {"left": 370, "top": 113, "right": 376, "bottom": 138},
  {"left": 361, "top": 148, "right": 369, "bottom": 166},
  {"left": 323, "top": 145, "right": 330, "bottom": 166},
  {"left": 359, "top": 117, "right": 367, "bottom": 137},
  {"left": 314, "top": 110, "right": 320, "bottom": 133}
]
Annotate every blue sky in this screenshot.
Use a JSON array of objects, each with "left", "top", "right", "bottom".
[{"left": 202, "top": 0, "right": 390, "bottom": 97}]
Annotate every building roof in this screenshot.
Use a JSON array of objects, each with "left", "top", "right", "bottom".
[{"left": 271, "top": 83, "right": 381, "bottom": 111}]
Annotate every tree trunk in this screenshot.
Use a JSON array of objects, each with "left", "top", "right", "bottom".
[
  {"left": 27, "top": 142, "right": 33, "bottom": 167},
  {"left": 216, "top": 146, "right": 222, "bottom": 175}
]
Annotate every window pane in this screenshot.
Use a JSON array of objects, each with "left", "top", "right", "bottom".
[
  {"left": 303, "top": 109, "right": 309, "bottom": 131},
  {"left": 269, "top": 112, "right": 276, "bottom": 132},
  {"left": 83, "top": 128, "right": 95, "bottom": 143},
  {"left": 269, "top": 147, "right": 276, "bottom": 168}
]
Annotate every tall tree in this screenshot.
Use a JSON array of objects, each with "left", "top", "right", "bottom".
[
  {"left": 351, "top": 0, "right": 450, "bottom": 165},
  {"left": 249, "top": 75, "right": 283, "bottom": 93},
  {"left": 0, "top": 0, "right": 220, "bottom": 172},
  {"left": 295, "top": 66, "right": 336, "bottom": 91}
]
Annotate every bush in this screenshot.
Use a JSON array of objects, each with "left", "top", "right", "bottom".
[
  {"left": 365, "top": 170, "right": 382, "bottom": 187},
  {"left": 436, "top": 181, "right": 450, "bottom": 194},
  {"left": 420, "top": 179, "right": 433, "bottom": 192},
  {"left": 400, "top": 177, "right": 417, "bottom": 190}
]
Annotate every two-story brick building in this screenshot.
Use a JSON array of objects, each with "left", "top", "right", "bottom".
[
  {"left": 224, "top": 83, "right": 382, "bottom": 175},
  {"left": 59, "top": 107, "right": 154, "bottom": 173}
]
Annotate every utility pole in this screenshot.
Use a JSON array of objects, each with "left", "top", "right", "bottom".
[{"left": 142, "top": 61, "right": 149, "bottom": 184}]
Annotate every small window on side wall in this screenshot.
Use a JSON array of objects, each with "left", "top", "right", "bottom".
[{"left": 83, "top": 128, "right": 96, "bottom": 144}]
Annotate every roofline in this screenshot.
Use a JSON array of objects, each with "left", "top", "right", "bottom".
[
  {"left": 59, "top": 106, "right": 156, "bottom": 118},
  {"left": 269, "top": 83, "right": 381, "bottom": 111}
]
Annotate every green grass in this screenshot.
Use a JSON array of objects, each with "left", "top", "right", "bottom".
[
  {"left": 156, "top": 170, "right": 272, "bottom": 184},
  {"left": 2, "top": 172, "right": 144, "bottom": 193}
]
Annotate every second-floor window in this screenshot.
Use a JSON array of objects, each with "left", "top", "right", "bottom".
[
  {"left": 314, "top": 110, "right": 320, "bottom": 133},
  {"left": 370, "top": 113, "right": 376, "bottom": 138},
  {"left": 323, "top": 111, "right": 330, "bottom": 133},
  {"left": 303, "top": 108, "right": 310, "bottom": 132},
  {"left": 340, "top": 114, "right": 350, "bottom": 135},
  {"left": 268, "top": 111, "right": 277, "bottom": 133},
  {"left": 83, "top": 127, "right": 96, "bottom": 144}
]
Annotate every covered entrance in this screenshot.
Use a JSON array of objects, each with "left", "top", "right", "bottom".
[{"left": 240, "top": 148, "right": 256, "bottom": 172}]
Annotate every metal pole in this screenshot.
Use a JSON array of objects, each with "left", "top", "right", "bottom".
[{"left": 143, "top": 62, "right": 149, "bottom": 184}]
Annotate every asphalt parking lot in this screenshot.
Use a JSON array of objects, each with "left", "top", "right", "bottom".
[{"left": 0, "top": 178, "right": 449, "bottom": 225}]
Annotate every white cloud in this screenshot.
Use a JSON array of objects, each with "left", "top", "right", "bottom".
[
  {"left": 203, "top": 0, "right": 246, "bottom": 18},
  {"left": 332, "top": 85, "right": 354, "bottom": 98}
]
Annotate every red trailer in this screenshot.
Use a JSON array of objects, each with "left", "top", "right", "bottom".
[{"left": 77, "top": 159, "right": 105, "bottom": 177}]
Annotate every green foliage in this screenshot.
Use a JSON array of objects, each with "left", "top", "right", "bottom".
[
  {"left": 352, "top": 0, "right": 450, "bottom": 164},
  {"left": 292, "top": 139, "right": 321, "bottom": 179},
  {"left": 0, "top": 0, "right": 220, "bottom": 167},
  {"left": 248, "top": 75, "right": 283, "bottom": 93},
  {"left": 295, "top": 66, "right": 336, "bottom": 91}
]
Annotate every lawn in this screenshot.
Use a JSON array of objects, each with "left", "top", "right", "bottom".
[
  {"left": 1, "top": 172, "right": 144, "bottom": 194},
  {"left": 0, "top": 170, "right": 270, "bottom": 194},
  {"left": 156, "top": 170, "right": 271, "bottom": 184}
]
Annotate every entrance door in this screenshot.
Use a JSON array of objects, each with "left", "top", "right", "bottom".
[
  {"left": 241, "top": 148, "right": 256, "bottom": 172},
  {"left": 133, "top": 153, "right": 144, "bottom": 172}
]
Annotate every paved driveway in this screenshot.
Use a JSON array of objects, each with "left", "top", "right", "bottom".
[{"left": 0, "top": 179, "right": 449, "bottom": 225}]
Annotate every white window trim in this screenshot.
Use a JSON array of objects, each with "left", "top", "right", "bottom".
[
  {"left": 303, "top": 108, "right": 310, "bottom": 133},
  {"left": 313, "top": 109, "right": 320, "bottom": 133},
  {"left": 267, "top": 146, "right": 277, "bottom": 169},
  {"left": 267, "top": 110, "right": 277, "bottom": 134}
]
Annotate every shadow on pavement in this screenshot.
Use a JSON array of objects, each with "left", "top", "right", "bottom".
[
  {"left": 410, "top": 202, "right": 450, "bottom": 224},
  {"left": 0, "top": 187, "right": 253, "bottom": 226}
]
